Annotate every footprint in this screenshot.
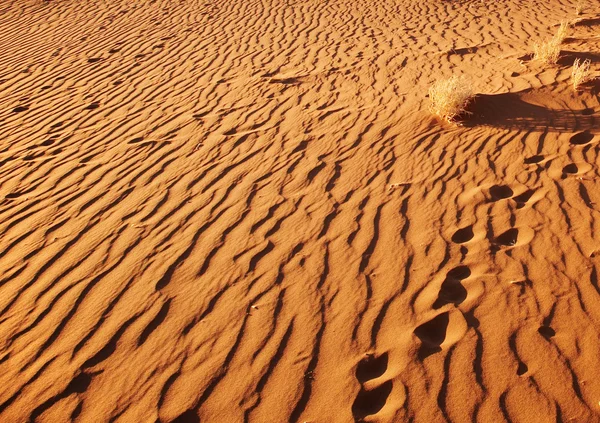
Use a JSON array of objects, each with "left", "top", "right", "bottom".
[
  {"left": 451, "top": 226, "right": 474, "bottom": 244},
  {"left": 13, "top": 106, "right": 29, "bottom": 113},
  {"left": 489, "top": 185, "right": 513, "bottom": 201},
  {"left": 570, "top": 131, "right": 594, "bottom": 145},
  {"left": 171, "top": 409, "right": 200, "bottom": 423},
  {"left": 65, "top": 372, "right": 93, "bottom": 395},
  {"left": 414, "top": 312, "right": 449, "bottom": 359},
  {"left": 352, "top": 353, "right": 391, "bottom": 420},
  {"left": 495, "top": 228, "right": 519, "bottom": 246},
  {"left": 352, "top": 381, "right": 393, "bottom": 421},
  {"left": 356, "top": 353, "right": 388, "bottom": 383},
  {"left": 85, "top": 102, "right": 99, "bottom": 110},
  {"left": 562, "top": 163, "right": 579, "bottom": 175},
  {"left": 524, "top": 155, "right": 544, "bottom": 164},
  {"left": 538, "top": 326, "right": 555, "bottom": 339},
  {"left": 517, "top": 362, "right": 528, "bottom": 376},
  {"left": 446, "top": 266, "right": 471, "bottom": 280},
  {"left": 513, "top": 189, "right": 535, "bottom": 209},
  {"left": 552, "top": 161, "right": 591, "bottom": 180},
  {"left": 87, "top": 57, "right": 102, "bottom": 63},
  {"left": 433, "top": 266, "right": 470, "bottom": 309}
]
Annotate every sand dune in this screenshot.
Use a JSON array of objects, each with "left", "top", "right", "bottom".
[{"left": 1, "top": 0, "right": 600, "bottom": 421}]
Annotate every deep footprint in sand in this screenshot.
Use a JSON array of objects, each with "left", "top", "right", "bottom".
[
  {"left": 570, "top": 131, "right": 594, "bottom": 146},
  {"left": 517, "top": 361, "right": 528, "bottom": 376},
  {"left": 496, "top": 228, "right": 519, "bottom": 246},
  {"left": 451, "top": 226, "right": 474, "bottom": 244},
  {"left": 356, "top": 352, "right": 388, "bottom": 383},
  {"left": 433, "top": 266, "right": 470, "bottom": 309},
  {"left": 414, "top": 312, "right": 449, "bottom": 359},
  {"left": 352, "top": 353, "right": 391, "bottom": 420},
  {"left": 562, "top": 163, "right": 578, "bottom": 175},
  {"left": 538, "top": 325, "right": 556, "bottom": 339},
  {"left": 489, "top": 185, "right": 513, "bottom": 201},
  {"left": 513, "top": 189, "right": 535, "bottom": 209},
  {"left": 524, "top": 155, "right": 544, "bottom": 164},
  {"left": 352, "top": 381, "right": 393, "bottom": 421},
  {"left": 558, "top": 161, "right": 592, "bottom": 179}
]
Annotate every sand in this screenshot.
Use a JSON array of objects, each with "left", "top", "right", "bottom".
[{"left": 0, "top": 0, "right": 600, "bottom": 422}]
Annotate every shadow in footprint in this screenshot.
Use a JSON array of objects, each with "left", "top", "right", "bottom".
[
  {"left": 524, "top": 155, "right": 544, "bottom": 164},
  {"left": 452, "top": 226, "right": 474, "bottom": 244},
  {"left": 490, "top": 185, "right": 513, "bottom": 201},
  {"left": 433, "top": 266, "right": 470, "bottom": 309},
  {"left": 414, "top": 312, "right": 449, "bottom": 359},
  {"left": 570, "top": 131, "right": 594, "bottom": 145},
  {"left": 513, "top": 189, "right": 535, "bottom": 209},
  {"left": 356, "top": 353, "right": 388, "bottom": 383},
  {"left": 562, "top": 163, "right": 578, "bottom": 175},
  {"left": 495, "top": 228, "right": 519, "bottom": 247},
  {"left": 538, "top": 326, "right": 555, "bottom": 339},
  {"left": 517, "top": 362, "right": 528, "bottom": 376},
  {"left": 171, "top": 409, "right": 200, "bottom": 423},
  {"left": 352, "top": 381, "right": 393, "bottom": 421}
]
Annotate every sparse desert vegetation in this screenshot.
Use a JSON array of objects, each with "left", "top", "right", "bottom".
[
  {"left": 554, "top": 21, "right": 569, "bottom": 44},
  {"left": 572, "top": 58, "right": 592, "bottom": 90},
  {"left": 575, "top": 1, "right": 584, "bottom": 15},
  {"left": 428, "top": 75, "right": 473, "bottom": 122},
  {"left": 4, "top": 1, "right": 600, "bottom": 423},
  {"left": 533, "top": 21, "right": 569, "bottom": 64}
]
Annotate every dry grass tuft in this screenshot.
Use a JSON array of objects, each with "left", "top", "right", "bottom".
[
  {"left": 533, "top": 39, "right": 561, "bottom": 64},
  {"left": 575, "top": 1, "right": 584, "bottom": 15},
  {"left": 428, "top": 75, "right": 474, "bottom": 123},
  {"left": 554, "top": 21, "right": 570, "bottom": 44},
  {"left": 572, "top": 58, "right": 592, "bottom": 90},
  {"left": 533, "top": 22, "right": 570, "bottom": 64}
]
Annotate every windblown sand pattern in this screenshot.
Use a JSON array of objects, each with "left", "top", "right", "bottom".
[{"left": 1, "top": 0, "right": 600, "bottom": 421}]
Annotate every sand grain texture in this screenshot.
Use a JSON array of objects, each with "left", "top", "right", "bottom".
[{"left": 1, "top": 0, "right": 600, "bottom": 422}]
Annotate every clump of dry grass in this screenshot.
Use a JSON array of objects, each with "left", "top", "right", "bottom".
[
  {"left": 572, "top": 58, "right": 592, "bottom": 90},
  {"left": 575, "top": 1, "right": 584, "bottom": 15},
  {"left": 428, "top": 75, "right": 473, "bottom": 123},
  {"left": 554, "top": 21, "right": 570, "bottom": 44},
  {"left": 533, "top": 21, "right": 570, "bottom": 64},
  {"left": 533, "top": 40, "right": 561, "bottom": 64}
]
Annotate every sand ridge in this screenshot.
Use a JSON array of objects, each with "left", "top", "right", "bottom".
[{"left": 1, "top": 0, "right": 600, "bottom": 421}]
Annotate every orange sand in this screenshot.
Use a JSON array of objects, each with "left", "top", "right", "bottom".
[{"left": 1, "top": 0, "right": 600, "bottom": 422}]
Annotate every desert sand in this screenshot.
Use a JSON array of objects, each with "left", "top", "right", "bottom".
[{"left": 1, "top": 0, "right": 600, "bottom": 422}]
